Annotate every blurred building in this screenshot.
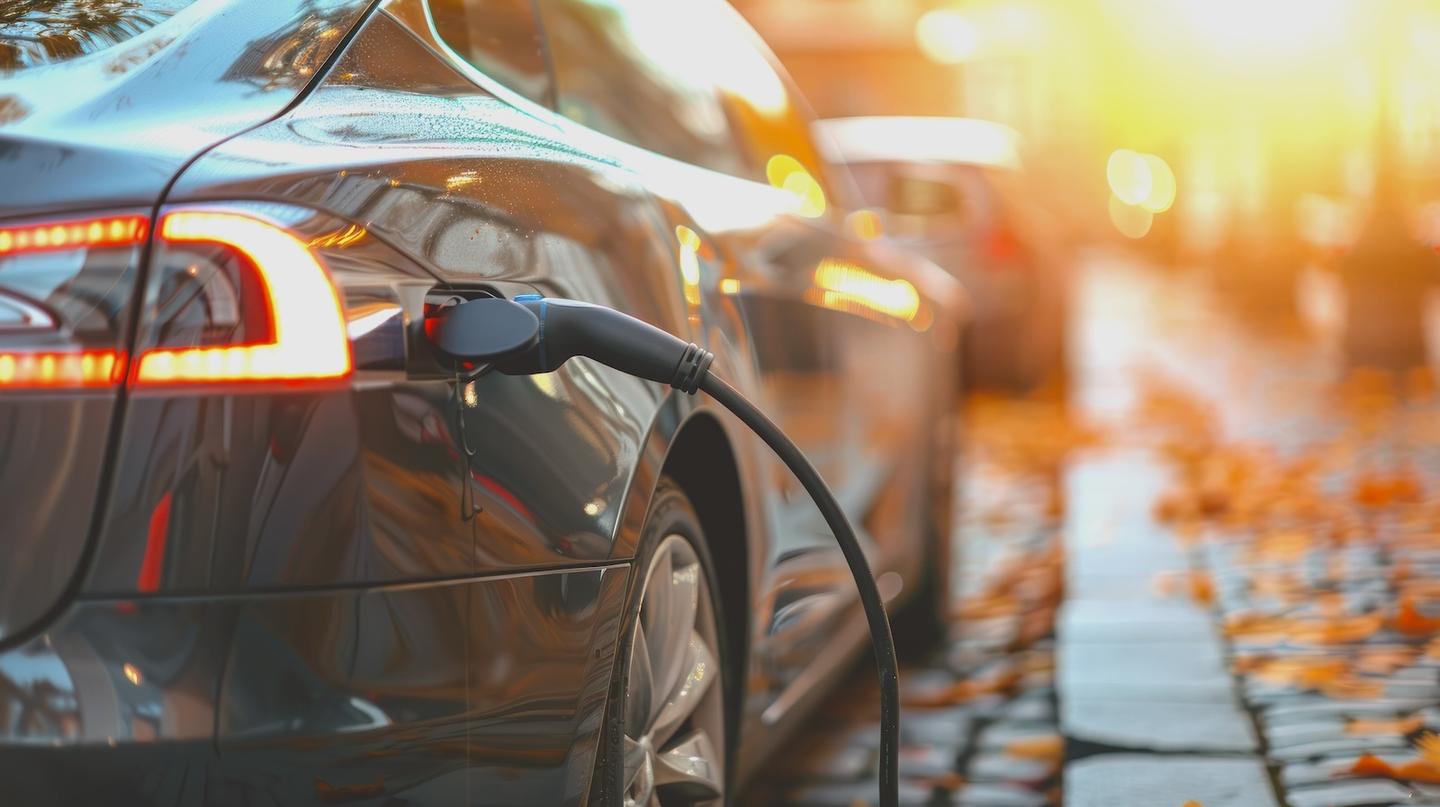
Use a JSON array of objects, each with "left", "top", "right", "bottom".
[
  {"left": 736, "top": 0, "right": 1440, "bottom": 274},
  {"left": 731, "top": 0, "right": 955, "bottom": 117},
  {"left": 731, "top": 1, "right": 1088, "bottom": 143}
]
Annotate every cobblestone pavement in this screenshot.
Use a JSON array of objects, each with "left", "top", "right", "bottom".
[{"left": 753, "top": 258, "right": 1440, "bottom": 805}]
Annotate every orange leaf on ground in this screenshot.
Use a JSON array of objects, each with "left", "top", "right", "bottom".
[
  {"left": 1353, "top": 468, "right": 1424, "bottom": 507},
  {"left": 1153, "top": 570, "right": 1216, "bottom": 606},
  {"left": 902, "top": 667, "right": 1022, "bottom": 708},
  {"left": 1394, "top": 598, "right": 1440, "bottom": 637},
  {"left": 1003, "top": 735, "right": 1063, "bottom": 761},
  {"left": 1238, "top": 655, "right": 1383, "bottom": 699},
  {"left": 1416, "top": 731, "right": 1440, "bottom": 765},
  {"left": 1245, "top": 657, "right": 1347, "bottom": 687},
  {"left": 1246, "top": 530, "right": 1313, "bottom": 562},
  {"left": 1224, "top": 613, "right": 1292, "bottom": 641},
  {"left": 1348, "top": 752, "right": 1398, "bottom": 777},
  {"left": 1288, "top": 613, "right": 1384, "bottom": 646},
  {"left": 1355, "top": 647, "right": 1418, "bottom": 675},
  {"left": 913, "top": 771, "right": 965, "bottom": 791},
  {"left": 1346, "top": 715, "right": 1424, "bottom": 736},
  {"left": 1321, "top": 676, "right": 1386, "bottom": 700},
  {"left": 1393, "top": 760, "right": 1440, "bottom": 783}
]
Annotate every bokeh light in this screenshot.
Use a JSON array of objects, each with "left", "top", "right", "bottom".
[
  {"left": 1139, "top": 154, "right": 1177, "bottom": 213},
  {"left": 915, "top": 9, "right": 980, "bottom": 65},
  {"left": 1109, "top": 193, "right": 1154, "bottom": 239},
  {"left": 766, "top": 154, "right": 827, "bottom": 218},
  {"left": 846, "top": 208, "right": 884, "bottom": 240},
  {"left": 1106, "top": 149, "right": 1152, "bottom": 206}
]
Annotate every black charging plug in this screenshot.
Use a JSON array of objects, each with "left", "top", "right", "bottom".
[
  {"left": 427, "top": 293, "right": 901, "bottom": 807},
  {"left": 429, "top": 295, "right": 714, "bottom": 392}
]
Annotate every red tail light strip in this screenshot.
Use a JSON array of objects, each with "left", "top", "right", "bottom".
[
  {"left": 0, "top": 349, "right": 126, "bottom": 388},
  {"left": 136, "top": 211, "right": 352, "bottom": 385},
  {"left": 0, "top": 215, "right": 147, "bottom": 255}
]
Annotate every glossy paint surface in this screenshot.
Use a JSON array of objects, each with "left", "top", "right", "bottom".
[
  {"left": 0, "top": 0, "right": 373, "bottom": 218},
  {"left": 0, "top": 0, "right": 963, "bottom": 801},
  {"left": 0, "top": 566, "right": 625, "bottom": 806}
]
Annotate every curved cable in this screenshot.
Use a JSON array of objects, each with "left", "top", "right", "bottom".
[{"left": 699, "top": 373, "right": 900, "bottom": 807}]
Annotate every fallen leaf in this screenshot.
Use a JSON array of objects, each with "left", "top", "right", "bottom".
[
  {"left": 1288, "top": 613, "right": 1383, "bottom": 646},
  {"left": 1394, "top": 598, "right": 1440, "bottom": 637},
  {"left": 1348, "top": 752, "right": 1398, "bottom": 778},
  {"left": 1346, "top": 715, "right": 1423, "bottom": 736},
  {"left": 1003, "top": 735, "right": 1063, "bottom": 761},
  {"left": 1416, "top": 731, "right": 1440, "bottom": 765},
  {"left": 912, "top": 771, "right": 965, "bottom": 791},
  {"left": 902, "top": 667, "right": 1021, "bottom": 708},
  {"left": 1354, "top": 647, "right": 1418, "bottom": 675},
  {"left": 1154, "top": 570, "right": 1216, "bottom": 607},
  {"left": 1393, "top": 759, "right": 1440, "bottom": 783}
]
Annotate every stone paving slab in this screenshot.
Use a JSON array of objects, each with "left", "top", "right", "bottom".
[
  {"left": 1058, "top": 599, "right": 1217, "bottom": 643},
  {"left": 1065, "top": 755, "right": 1280, "bottom": 807},
  {"left": 1062, "top": 697, "right": 1258, "bottom": 752},
  {"left": 1057, "top": 639, "right": 1236, "bottom": 702}
]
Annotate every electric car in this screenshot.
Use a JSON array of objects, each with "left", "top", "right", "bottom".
[
  {"left": 0, "top": 1, "right": 963, "bottom": 804},
  {"left": 817, "top": 116, "right": 1067, "bottom": 391}
]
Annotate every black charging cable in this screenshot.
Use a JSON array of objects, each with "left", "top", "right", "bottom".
[{"left": 429, "top": 294, "right": 901, "bottom": 807}]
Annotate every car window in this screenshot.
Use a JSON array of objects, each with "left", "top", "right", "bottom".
[
  {"left": 535, "top": 0, "right": 749, "bottom": 177},
  {"left": 0, "top": 0, "right": 195, "bottom": 71},
  {"left": 428, "top": 0, "right": 552, "bottom": 104},
  {"left": 847, "top": 161, "right": 999, "bottom": 240}
]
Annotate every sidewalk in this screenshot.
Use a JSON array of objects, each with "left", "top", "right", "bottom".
[{"left": 758, "top": 256, "right": 1440, "bottom": 805}]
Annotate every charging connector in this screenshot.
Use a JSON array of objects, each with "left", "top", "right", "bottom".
[{"left": 428, "top": 295, "right": 901, "bottom": 807}]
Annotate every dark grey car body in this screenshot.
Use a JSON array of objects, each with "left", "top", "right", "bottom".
[{"left": 0, "top": 2, "right": 962, "bottom": 803}]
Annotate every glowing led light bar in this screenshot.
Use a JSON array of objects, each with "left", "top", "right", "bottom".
[
  {"left": 0, "top": 215, "right": 147, "bottom": 255},
  {"left": 812, "top": 259, "right": 921, "bottom": 323},
  {"left": 135, "top": 211, "right": 352, "bottom": 384},
  {"left": 0, "top": 350, "right": 125, "bottom": 388}
]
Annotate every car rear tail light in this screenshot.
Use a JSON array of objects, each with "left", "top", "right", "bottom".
[
  {"left": 0, "top": 214, "right": 145, "bottom": 389},
  {"left": 0, "top": 349, "right": 125, "bottom": 388},
  {"left": 0, "top": 215, "right": 148, "bottom": 255},
  {"left": 134, "top": 211, "right": 352, "bottom": 385},
  {"left": 0, "top": 208, "right": 352, "bottom": 392}
]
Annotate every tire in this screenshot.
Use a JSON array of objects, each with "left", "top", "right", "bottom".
[
  {"left": 591, "top": 479, "right": 731, "bottom": 806},
  {"left": 891, "top": 469, "right": 954, "bottom": 661},
  {"left": 893, "top": 363, "right": 959, "bottom": 661}
]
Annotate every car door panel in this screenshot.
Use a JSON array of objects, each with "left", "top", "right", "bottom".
[{"left": 211, "top": 566, "right": 626, "bottom": 807}]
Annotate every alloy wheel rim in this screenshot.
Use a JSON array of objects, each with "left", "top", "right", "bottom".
[{"left": 622, "top": 534, "right": 725, "bottom": 807}]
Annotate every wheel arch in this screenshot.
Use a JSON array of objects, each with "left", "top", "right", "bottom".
[{"left": 658, "top": 408, "right": 750, "bottom": 756}]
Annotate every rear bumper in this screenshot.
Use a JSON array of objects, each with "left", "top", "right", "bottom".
[{"left": 0, "top": 564, "right": 628, "bottom": 806}]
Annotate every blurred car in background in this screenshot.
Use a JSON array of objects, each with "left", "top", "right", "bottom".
[{"left": 817, "top": 116, "right": 1068, "bottom": 391}]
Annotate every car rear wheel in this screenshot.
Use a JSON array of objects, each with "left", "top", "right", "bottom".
[{"left": 594, "top": 482, "right": 728, "bottom": 807}]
